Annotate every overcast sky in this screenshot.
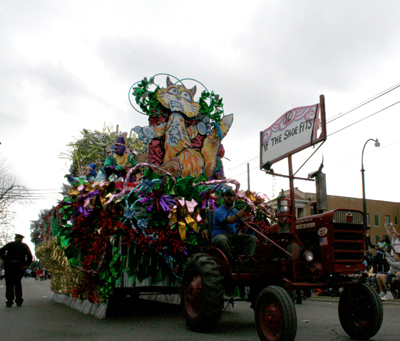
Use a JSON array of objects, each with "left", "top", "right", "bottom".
[{"left": 1, "top": 0, "right": 399, "bottom": 253}]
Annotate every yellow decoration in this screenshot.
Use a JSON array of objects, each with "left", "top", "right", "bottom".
[
  {"left": 68, "top": 188, "right": 80, "bottom": 196},
  {"left": 169, "top": 199, "right": 198, "bottom": 241},
  {"left": 35, "top": 237, "right": 81, "bottom": 295},
  {"left": 245, "top": 189, "right": 257, "bottom": 202}
]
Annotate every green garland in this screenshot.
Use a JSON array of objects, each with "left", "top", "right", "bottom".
[
  {"left": 131, "top": 76, "right": 224, "bottom": 123},
  {"left": 132, "top": 77, "right": 164, "bottom": 116},
  {"left": 199, "top": 90, "right": 224, "bottom": 124}
]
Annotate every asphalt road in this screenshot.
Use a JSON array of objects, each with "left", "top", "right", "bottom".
[{"left": 0, "top": 278, "right": 399, "bottom": 341}]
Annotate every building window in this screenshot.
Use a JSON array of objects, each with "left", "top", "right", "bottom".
[
  {"left": 297, "top": 207, "right": 304, "bottom": 218},
  {"left": 385, "top": 215, "right": 390, "bottom": 226},
  {"left": 395, "top": 216, "right": 399, "bottom": 225},
  {"left": 366, "top": 213, "right": 370, "bottom": 226},
  {"left": 374, "top": 215, "right": 379, "bottom": 226}
]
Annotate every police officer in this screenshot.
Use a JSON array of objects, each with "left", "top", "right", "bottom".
[{"left": 0, "top": 234, "right": 32, "bottom": 307}]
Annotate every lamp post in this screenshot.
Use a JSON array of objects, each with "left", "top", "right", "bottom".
[{"left": 361, "top": 138, "right": 380, "bottom": 230}]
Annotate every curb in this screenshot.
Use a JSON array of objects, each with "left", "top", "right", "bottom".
[{"left": 308, "top": 296, "right": 400, "bottom": 305}]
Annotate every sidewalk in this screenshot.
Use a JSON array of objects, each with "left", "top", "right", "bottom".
[{"left": 309, "top": 293, "right": 400, "bottom": 305}]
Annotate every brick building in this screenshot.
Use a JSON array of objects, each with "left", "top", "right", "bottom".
[{"left": 276, "top": 188, "right": 400, "bottom": 244}]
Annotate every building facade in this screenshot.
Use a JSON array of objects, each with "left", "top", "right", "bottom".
[{"left": 277, "top": 188, "right": 400, "bottom": 244}]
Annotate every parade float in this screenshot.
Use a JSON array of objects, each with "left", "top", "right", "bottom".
[
  {"left": 33, "top": 74, "right": 383, "bottom": 341},
  {"left": 33, "top": 74, "right": 272, "bottom": 318}
]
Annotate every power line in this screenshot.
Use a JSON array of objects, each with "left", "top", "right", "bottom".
[
  {"left": 2, "top": 193, "right": 62, "bottom": 197},
  {"left": 328, "top": 100, "right": 400, "bottom": 137},
  {"left": 325, "top": 139, "right": 400, "bottom": 168},
  {"left": 326, "top": 82, "right": 400, "bottom": 124},
  {"left": 225, "top": 156, "right": 259, "bottom": 172},
  {"left": 226, "top": 87, "right": 400, "bottom": 174},
  {"left": 24, "top": 189, "right": 63, "bottom": 192},
  {"left": 231, "top": 164, "right": 260, "bottom": 179},
  {"left": 9, "top": 194, "right": 62, "bottom": 198},
  {"left": 231, "top": 125, "right": 400, "bottom": 180},
  {"left": 0, "top": 187, "right": 63, "bottom": 201},
  {"left": 0, "top": 191, "right": 62, "bottom": 197},
  {"left": 0, "top": 188, "right": 61, "bottom": 192},
  {"left": 7, "top": 197, "right": 61, "bottom": 200}
]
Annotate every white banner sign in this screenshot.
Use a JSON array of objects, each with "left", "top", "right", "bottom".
[{"left": 261, "top": 103, "right": 319, "bottom": 166}]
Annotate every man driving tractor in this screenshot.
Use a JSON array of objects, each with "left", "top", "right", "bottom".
[{"left": 212, "top": 188, "right": 257, "bottom": 271}]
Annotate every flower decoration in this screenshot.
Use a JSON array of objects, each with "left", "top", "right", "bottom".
[{"left": 199, "top": 187, "right": 219, "bottom": 209}]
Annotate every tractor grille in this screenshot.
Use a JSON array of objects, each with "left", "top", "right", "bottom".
[
  {"left": 332, "top": 211, "right": 364, "bottom": 262},
  {"left": 333, "top": 211, "right": 363, "bottom": 225}
]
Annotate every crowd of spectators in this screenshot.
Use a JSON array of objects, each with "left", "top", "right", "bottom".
[{"left": 366, "top": 223, "right": 400, "bottom": 301}]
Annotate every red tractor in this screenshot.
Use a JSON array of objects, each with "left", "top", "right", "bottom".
[
  {"left": 181, "top": 95, "right": 383, "bottom": 340},
  {"left": 181, "top": 190, "right": 383, "bottom": 341}
]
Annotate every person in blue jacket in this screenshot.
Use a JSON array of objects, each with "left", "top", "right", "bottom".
[{"left": 212, "top": 188, "right": 257, "bottom": 270}]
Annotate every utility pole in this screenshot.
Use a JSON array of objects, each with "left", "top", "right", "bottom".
[{"left": 247, "top": 163, "right": 250, "bottom": 191}]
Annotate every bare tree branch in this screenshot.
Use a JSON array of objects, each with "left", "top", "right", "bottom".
[{"left": 0, "top": 156, "right": 30, "bottom": 246}]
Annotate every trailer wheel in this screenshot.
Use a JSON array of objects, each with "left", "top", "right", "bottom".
[
  {"left": 181, "top": 253, "right": 224, "bottom": 331},
  {"left": 339, "top": 283, "right": 383, "bottom": 340},
  {"left": 255, "top": 286, "right": 297, "bottom": 341}
]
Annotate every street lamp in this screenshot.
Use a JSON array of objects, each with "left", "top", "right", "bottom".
[{"left": 361, "top": 138, "right": 380, "bottom": 230}]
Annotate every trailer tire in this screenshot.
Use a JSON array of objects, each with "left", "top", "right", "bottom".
[
  {"left": 181, "top": 253, "right": 224, "bottom": 331},
  {"left": 255, "top": 286, "right": 297, "bottom": 341},
  {"left": 339, "top": 283, "right": 383, "bottom": 340}
]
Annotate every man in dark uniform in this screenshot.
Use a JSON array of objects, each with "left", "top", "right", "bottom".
[{"left": 0, "top": 234, "right": 33, "bottom": 307}]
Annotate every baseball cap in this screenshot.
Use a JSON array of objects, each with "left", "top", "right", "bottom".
[{"left": 223, "top": 188, "right": 236, "bottom": 196}]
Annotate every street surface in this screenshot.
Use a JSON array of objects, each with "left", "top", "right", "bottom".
[{"left": 0, "top": 278, "right": 399, "bottom": 341}]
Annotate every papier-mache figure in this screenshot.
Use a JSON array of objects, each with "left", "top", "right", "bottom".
[
  {"left": 132, "top": 76, "right": 233, "bottom": 179},
  {"left": 103, "top": 136, "right": 138, "bottom": 180},
  {"left": 212, "top": 144, "right": 226, "bottom": 179}
]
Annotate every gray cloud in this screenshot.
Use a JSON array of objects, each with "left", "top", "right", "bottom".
[{"left": 0, "top": 0, "right": 399, "bottom": 247}]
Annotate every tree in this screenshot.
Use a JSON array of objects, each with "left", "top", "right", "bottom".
[{"left": 0, "top": 157, "right": 29, "bottom": 247}]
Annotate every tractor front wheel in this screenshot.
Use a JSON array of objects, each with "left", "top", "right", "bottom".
[
  {"left": 339, "top": 283, "right": 383, "bottom": 340},
  {"left": 255, "top": 286, "right": 297, "bottom": 341}
]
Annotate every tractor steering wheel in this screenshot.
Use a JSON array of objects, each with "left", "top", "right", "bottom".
[{"left": 225, "top": 204, "right": 255, "bottom": 235}]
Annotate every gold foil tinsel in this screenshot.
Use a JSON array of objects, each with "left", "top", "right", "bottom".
[{"left": 35, "top": 237, "right": 82, "bottom": 296}]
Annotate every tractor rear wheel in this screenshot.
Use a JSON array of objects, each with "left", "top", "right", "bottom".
[
  {"left": 181, "top": 253, "right": 224, "bottom": 331},
  {"left": 339, "top": 283, "right": 383, "bottom": 340},
  {"left": 255, "top": 286, "right": 297, "bottom": 341}
]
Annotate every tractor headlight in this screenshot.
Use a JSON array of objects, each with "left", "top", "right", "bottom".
[{"left": 304, "top": 250, "right": 314, "bottom": 262}]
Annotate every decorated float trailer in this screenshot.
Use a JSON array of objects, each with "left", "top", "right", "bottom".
[{"left": 33, "top": 74, "right": 272, "bottom": 319}]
